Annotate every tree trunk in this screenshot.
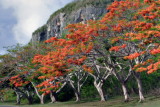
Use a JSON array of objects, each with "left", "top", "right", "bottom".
[
  {"left": 97, "top": 87, "right": 105, "bottom": 101},
  {"left": 50, "top": 92, "right": 56, "bottom": 103},
  {"left": 0, "top": 97, "right": 4, "bottom": 102},
  {"left": 69, "top": 80, "right": 81, "bottom": 102},
  {"left": 94, "top": 82, "right": 105, "bottom": 101},
  {"left": 40, "top": 94, "right": 45, "bottom": 104},
  {"left": 75, "top": 91, "right": 80, "bottom": 102},
  {"left": 31, "top": 82, "right": 45, "bottom": 104},
  {"left": 15, "top": 93, "right": 21, "bottom": 105},
  {"left": 76, "top": 80, "right": 81, "bottom": 102},
  {"left": 27, "top": 96, "right": 33, "bottom": 104},
  {"left": 121, "top": 83, "right": 130, "bottom": 102},
  {"left": 134, "top": 74, "right": 144, "bottom": 102},
  {"left": 134, "top": 74, "right": 145, "bottom": 102}
]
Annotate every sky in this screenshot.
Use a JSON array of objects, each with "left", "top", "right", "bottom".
[{"left": 0, "top": 0, "right": 73, "bottom": 55}]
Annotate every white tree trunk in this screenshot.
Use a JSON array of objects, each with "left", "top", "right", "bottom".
[
  {"left": 121, "top": 83, "right": 130, "bottom": 102},
  {"left": 75, "top": 91, "right": 80, "bottom": 102},
  {"left": 97, "top": 87, "right": 105, "bottom": 101},
  {"left": 50, "top": 92, "right": 56, "bottom": 103},
  {"left": 31, "top": 82, "right": 45, "bottom": 104},
  {"left": 16, "top": 92, "right": 21, "bottom": 104},
  {"left": 40, "top": 94, "right": 45, "bottom": 104},
  {"left": 135, "top": 76, "right": 145, "bottom": 102},
  {"left": 94, "top": 82, "right": 105, "bottom": 101},
  {"left": 69, "top": 80, "right": 81, "bottom": 102}
]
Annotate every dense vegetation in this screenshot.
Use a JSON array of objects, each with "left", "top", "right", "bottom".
[{"left": 0, "top": 0, "right": 159, "bottom": 106}]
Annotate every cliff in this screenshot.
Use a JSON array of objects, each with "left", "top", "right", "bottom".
[{"left": 30, "top": 0, "right": 114, "bottom": 43}]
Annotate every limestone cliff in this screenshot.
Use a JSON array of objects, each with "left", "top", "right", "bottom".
[{"left": 30, "top": 0, "right": 113, "bottom": 43}]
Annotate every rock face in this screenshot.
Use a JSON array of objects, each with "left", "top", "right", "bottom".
[
  {"left": 31, "top": 26, "right": 47, "bottom": 42},
  {"left": 30, "top": 0, "right": 111, "bottom": 43}
]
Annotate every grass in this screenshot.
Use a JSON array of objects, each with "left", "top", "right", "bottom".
[{"left": 0, "top": 95, "right": 160, "bottom": 107}]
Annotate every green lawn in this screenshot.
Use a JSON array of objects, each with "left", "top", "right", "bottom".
[{"left": 0, "top": 96, "right": 160, "bottom": 107}]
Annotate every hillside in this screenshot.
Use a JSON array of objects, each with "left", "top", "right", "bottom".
[{"left": 30, "top": 0, "right": 113, "bottom": 43}]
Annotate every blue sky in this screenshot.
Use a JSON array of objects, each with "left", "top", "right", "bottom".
[
  {"left": 0, "top": 0, "right": 73, "bottom": 55},
  {"left": 0, "top": 7, "right": 16, "bottom": 54}
]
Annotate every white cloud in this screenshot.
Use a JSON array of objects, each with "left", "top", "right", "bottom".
[
  {"left": 0, "top": 49, "right": 7, "bottom": 55},
  {"left": 0, "top": 0, "right": 73, "bottom": 44}
]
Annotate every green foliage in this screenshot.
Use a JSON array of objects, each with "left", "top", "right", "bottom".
[
  {"left": 103, "top": 77, "right": 122, "bottom": 97},
  {"left": 81, "top": 85, "right": 98, "bottom": 99},
  {"left": 57, "top": 85, "right": 74, "bottom": 101},
  {"left": 3, "top": 89, "right": 16, "bottom": 102},
  {"left": 141, "top": 72, "right": 160, "bottom": 94},
  {"left": 97, "top": 57, "right": 105, "bottom": 63},
  {"left": 4, "top": 43, "right": 23, "bottom": 54},
  {"left": 81, "top": 76, "right": 98, "bottom": 99},
  {"left": 61, "top": 30, "right": 68, "bottom": 39}
]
